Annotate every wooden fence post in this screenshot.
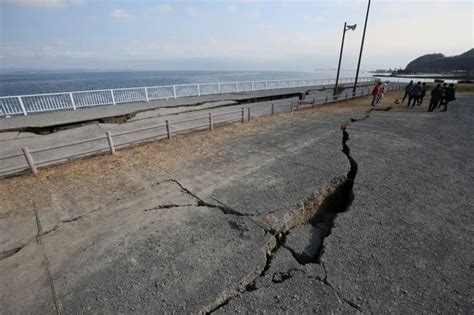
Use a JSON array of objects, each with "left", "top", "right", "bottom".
[
  {"left": 166, "top": 120, "right": 171, "bottom": 139},
  {"left": 22, "top": 147, "right": 37, "bottom": 175},
  {"left": 209, "top": 112, "right": 213, "bottom": 131},
  {"left": 106, "top": 131, "right": 115, "bottom": 154}
]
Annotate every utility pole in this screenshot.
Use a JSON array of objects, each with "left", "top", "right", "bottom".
[
  {"left": 353, "top": 0, "right": 371, "bottom": 95},
  {"left": 334, "top": 22, "right": 357, "bottom": 97}
]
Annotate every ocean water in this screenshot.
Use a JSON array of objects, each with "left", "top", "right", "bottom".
[{"left": 0, "top": 70, "right": 364, "bottom": 97}]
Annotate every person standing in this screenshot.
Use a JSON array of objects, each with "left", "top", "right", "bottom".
[
  {"left": 418, "top": 82, "right": 427, "bottom": 105},
  {"left": 376, "top": 83, "right": 387, "bottom": 105},
  {"left": 428, "top": 84, "right": 442, "bottom": 112},
  {"left": 371, "top": 82, "right": 382, "bottom": 109},
  {"left": 408, "top": 82, "right": 422, "bottom": 107},
  {"left": 402, "top": 81, "right": 414, "bottom": 104},
  {"left": 441, "top": 83, "right": 456, "bottom": 112},
  {"left": 438, "top": 83, "right": 448, "bottom": 109}
]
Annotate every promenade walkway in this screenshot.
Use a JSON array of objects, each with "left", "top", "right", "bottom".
[
  {"left": 1, "top": 92, "right": 471, "bottom": 313},
  {"left": 0, "top": 81, "right": 379, "bottom": 175}
]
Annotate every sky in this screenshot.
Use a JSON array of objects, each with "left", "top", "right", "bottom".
[{"left": 0, "top": 0, "right": 472, "bottom": 71}]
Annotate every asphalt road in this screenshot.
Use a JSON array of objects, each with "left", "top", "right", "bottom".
[{"left": 1, "top": 94, "right": 471, "bottom": 313}]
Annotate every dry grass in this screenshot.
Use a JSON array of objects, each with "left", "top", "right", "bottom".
[{"left": 0, "top": 91, "right": 400, "bottom": 217}]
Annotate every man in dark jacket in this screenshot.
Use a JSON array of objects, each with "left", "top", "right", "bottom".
[
  {"left": 418, "top": 82, "right": 427, "bottom": 105},
  {"left": 438, "top": 83, "right": 448, "bottom": 109},
  {"left": 428, "top": 84, "right": 442, "bottom": 112},
  {"left": 441, "top": 84, "right": 456, "bottom": 112},
  {"left": 408, "top": 82, "right": 422, "bottom": 107},
  {"left": 402, "top": 81, "right": 414, "bottom": 103}
]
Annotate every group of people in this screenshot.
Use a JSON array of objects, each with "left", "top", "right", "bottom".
[
  {"left": 370, "top": 80, "right": 456, "bottom": 112},
  {"left": 401, "top": 80, "right": 456, "bottom": 112}
]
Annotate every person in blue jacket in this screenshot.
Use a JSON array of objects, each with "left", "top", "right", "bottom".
[{"left": 401, "top": 81, "right": 414, "bottom": 104}]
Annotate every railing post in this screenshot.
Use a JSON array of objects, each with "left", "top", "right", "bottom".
[
  {"left": 173, "top": 86, "right": 177, "bottom": 99},
  {"left": 197, "top": 84, "right": 201, "bottom": 97},
  {"left": 312, "top": 97, "right": 316, "bottom": 108},
  {"left": 22, "top": 147, "right": 37, "bottom": 175},
  {"left": 291, "top": 100, "right": 294, "bottom": 112},
  {"left": 271, "top": 103, "right": 274, "bottom": 116},
  {"left": 166, "top": 120, "right": 171, "bottom": 139},
  {"left": 218, "top": 83, "right": 221, "bottom": 94},
  {"left": 111, "top": 90, "right": 116, "bottom": 105},
  {"left": 209, "top": 112, "right": 213, "bottom": 131},
  {"left": 247, "top": 107, "right": 251, "bottom": 122},
  {"left": 18, "top": 97, "right": 27, "bottom": 116},
  {"left": 265, "top": 81, "right": 268, "bottom": 90},
  {"left": 325, "top": 95, "right": 328, "bottom": 103},
  {"left": 345, "top": 92, "right": 348, "bottom": 99},
  {"left": 241, "top": 107, "right": 245, "bottom": 123},
  {"left": 106, "top": 131, "right": 115, "bottom": 154},
  {"left": 235, "top": 82, "right": 238, "bottom": 92},
  {"left": 69, "top": 93, "right": 77, "bottom": 110},
  {"left": 145, "top": 88, "right": 149, "bottom": 102},
  {"left": 251, "top": 82, "right": 254, "bottom": 91}
]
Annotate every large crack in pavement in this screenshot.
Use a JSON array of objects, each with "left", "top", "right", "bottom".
[{"left": 201, "top": 118, "right": 362, "bottom": 314}]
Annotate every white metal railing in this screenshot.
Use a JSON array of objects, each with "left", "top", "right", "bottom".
[{"left": 0, "top": 76, "right": 374, "bottom": 117}]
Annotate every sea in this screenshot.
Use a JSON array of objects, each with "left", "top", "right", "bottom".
[{"left": 0, "top": 70, "right": 366, "bottom": 97}]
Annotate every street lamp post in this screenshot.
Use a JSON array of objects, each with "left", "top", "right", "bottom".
[
  {"left": 353, "top": 0, "right": 371, "bottom": 95},
  {"left": 334, "top": 22, "right": 356, "bottom": 97}
]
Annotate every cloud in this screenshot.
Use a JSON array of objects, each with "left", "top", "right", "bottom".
[
  {"left": 303, "top": 15, "right": 325, "bottom": 24},
  {"left": 184, "top": 6, "right": 198, "bottom": 17},
  {"left": 0, "top": 0, "right": 84, "bottom": 8},
  {"left": 246, "top": 8, "right": 260, "bottom": 18},
  {"left": 111, "top": 9, "right": 135, "bottom": 19},
  {"left": 150, "top": 3, "right": 173, "bottom": 15},
  {"left": 226, "top": 4, "right": 237, "bottom": 13}
]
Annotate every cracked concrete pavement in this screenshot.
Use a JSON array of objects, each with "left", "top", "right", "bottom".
[{"left": 0, "top": 92, "right": 472, "bottom": 314}]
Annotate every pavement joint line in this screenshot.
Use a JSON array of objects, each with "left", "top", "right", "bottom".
[{"left": 33, "top": 205, "right": 61, "bottom": 315}]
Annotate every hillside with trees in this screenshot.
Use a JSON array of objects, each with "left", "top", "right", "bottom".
[{"left": 405, "top": 49, "right": 474, "bottom": 73}]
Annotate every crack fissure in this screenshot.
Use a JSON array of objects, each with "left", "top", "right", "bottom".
[
  {"left": 159, "top": 179, "right": 251, "bottom": 217},
  {"left": 144, "top": 203, "right": 196, "bottom": 211},
  {"left": 203, "top": 116, "right": 362, "bottom": 313},
  {"left": 307, "top": 262, "right": 363, "bottom": 312},
  {"left": 0, "top": 245, "right": 24, "bottom": 260}
]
